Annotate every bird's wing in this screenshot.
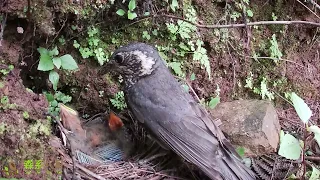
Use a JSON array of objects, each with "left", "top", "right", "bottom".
[
  {"left": 188, "top": 101, "right": 241, "bottom": 159},
  {"left": 129, "top": 100, "right": 252, "bottom": 180}
]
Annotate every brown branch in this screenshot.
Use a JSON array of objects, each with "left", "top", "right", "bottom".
[
  {"left": 0, "top": 13, "right": 7, "bottom": 46},
  {"left": 157, "top": 14, "right": 320, "bottom": 28},
  {"left": 48, "top": 16, "right": 68, "bottom": 48},
  {"left": 309, "top": 0, "right": 320, "bottom": 11},
  {"left": 248, "top": 56, "right": 305, "bottom": 68},
  {"left": 305, "top": 156, "right": 320, "bottom": 161},
  {"left": 296, "top": 0, "right": 320, "bottom": 20}
]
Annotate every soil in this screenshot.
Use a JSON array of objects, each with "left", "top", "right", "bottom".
[{"left": 0, "top": 0, "right": 320, "bottom": 179}]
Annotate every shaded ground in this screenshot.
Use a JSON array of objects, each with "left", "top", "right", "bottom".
[{"left": 0, "top": 0, "right": 320, "bottom": 179}]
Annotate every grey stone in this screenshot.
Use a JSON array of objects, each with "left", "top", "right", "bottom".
[{"left": 209, "top": 100, "right": 280, "bottom": 157}]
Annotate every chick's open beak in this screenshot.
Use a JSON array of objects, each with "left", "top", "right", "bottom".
[{"left": 98, "top": 59, "right": 116, "bottom": 76}]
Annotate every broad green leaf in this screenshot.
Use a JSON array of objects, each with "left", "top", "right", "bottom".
[
  {"left": 170, "top": 0, "right": 179, "bottom": 12},
  {"left": 208, "top": 96, "right": 220, "bottom": 109},
  {"left": 128, "top": 0, "right": 136, "bottom": 11},
  {"left": 236, "top": 146, "right": 245, "bottom": 158},
  {"left": 37, "top": 47, "right": 48, "bottom": 55},
  {"left": 291, "top": 92, "right": 312, "bottom": 123},
  {"left": 53, "top": 57, "right": 61, "bottom": 69},
  {"left": 310, "top": 166, "right": 320, "bottom": 180},
  {"left": 116, "top": 9, "right": 125, "bottom": 16},
  {"left": 49, "top": 71, "right": 59, "bottom": 91},
  {"left": 278, "top": 133, "right": 301, "bottom": 160},
  {"left": 247, "top": 10, "right": 253, "bottom": 17},
  {"left": 38, "top": 52, "right": 54, "bottom": 71},
  {"left": 190, "top": 73, "right": 196, "bottom": 81},
  {"left": 309, "top": 125, "right": 320, "bottom": 147},
  {"left": 60, "top": 54, "right": 78, "bottom": 70},
  {"left": 128, "top": 12, "right": 137, "bottom": 20},
  {"left": 49, "top": 46, "right": 59, "bottom": 56}
]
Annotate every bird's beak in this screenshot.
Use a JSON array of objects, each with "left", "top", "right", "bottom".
[{"left": 98, "top": 60, "right": 116, "bottom": 76}]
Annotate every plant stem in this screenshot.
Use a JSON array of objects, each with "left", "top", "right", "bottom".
[{"left": 302, "top": 123, "right": 307, "bottom": 179}]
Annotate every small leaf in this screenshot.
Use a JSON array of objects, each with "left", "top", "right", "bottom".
[
  {"left": 208, "top": 96, "right": 220, "bottom": 109},
  {"left": 310, "top": 166, "right": 320, "bottom": 180},
  {"left": 291, "top": 92, "right": 312, "bottom": 123},
  {"left": 38, "top": 52, "right": 54, "bottom": 71},
  {"left": 49, "top": 71, "right": 59, "bottom": 91},
  {"left": 169, "top": 62, "right": 183, "bottom": 76},
  {"left": 170, "top": 0, "right": 179, "bottom": 12},
  {"left": 128, "top": 12, "right": 137, "bottom": 20},
  {"left": 278, "top": 133, "right": 301, "bottom": 160},
  {"left": 190, "top": 73, "right": 196, "bottom": 81},
  {"left": 53, "top": 57, "right": 62, "bottom": 69},
  {"left": 60, "top": 54, "right": 78, "bottom": 70},
  {"left": 144, "top": 12, "right": 150, "bottom": 16},
  {"left": 247, "top": 9, "right": 253, "bottom": 17},
  {"left": 116, "top": 9, "right": 125, "bottom": 16},
  {"left": 50, "top": 100, "right": 58, "bottom": 107},
  {"left": 128, "top": 0, "right": 136, "bottom": 11},
  {"left": 236, "top": 147, "right": 245, "bottom": 158},
  {"left": 309, "top": 125, "right": 320, "bottom": 147},
  {"left": 45, "top": 93, "right": 54, "bottom": 102},
  {"left": 49, "top": 46, "right": 59, "bottom": 56},
  {"left": 181, "top": 84, "right": 189, "bottom": 92}
]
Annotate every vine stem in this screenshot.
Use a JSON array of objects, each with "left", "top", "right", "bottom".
[{"left": 302, "top": 123, "right": 307, "bottom": 179}]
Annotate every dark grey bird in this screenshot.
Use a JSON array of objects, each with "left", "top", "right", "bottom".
[{"left": 100, "top": 42, "right": 257, "bottom": 180}]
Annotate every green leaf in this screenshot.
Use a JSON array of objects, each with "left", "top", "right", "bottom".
[
  {"left": 52, "top": 57, "right": 62, "bottom": 69},
  {"left": 37, "top": 52, "right": 54, "bottom": 71},
  {"left": 291, "top": 92, "right": 312, "bottom": 123},
  {"left": 45, "top": 93, "right": 54, "bottom": 102},
  {"left": 49, "top": 71, "right": 59, "bottom": 91},
  {"left": 37, "top": 47, "right": 48, "bottom": 55},
  {"left": 309, "top": 125, "right": 320, "bottom": 147},
  {"left": 278, "top": 133, "right": 301, "bottom": 160},
  {"left": 169, "top": 62, "right": 183, "bottom": 76},
  {"left": 50, "top": 100, "right": 58, "bottom": 107},
  {"left": 247, "top": 9, "right": 253, "bottom": 17},
  {"left": 128, "top": 0, "right": 136, "bottom": 11},
  {"left": 170, "top": 0, "right": 179, "bottom": 12},
  {"left": 128, "top": 12, "right": 137, "bottom": 20},
  {"left": 73, "top": 40, "right": 80, "bottom": 49},
  {"left": 116, "top": 9, "right": 125, "bottom": 16},
  {"left": 60, "top": 54, "right": 78, "bottom": 70},
  {"left": 181, "top": 84, "right": 189, "bottom": 92},
  {"left": 310, "top": 166, "right": 320, "bottom": 180},
  {"left": 144, "top": 12, "right": 150, "bottom": 16},
  {"left": 49, "top": 46, "right": 59, "bottom": 56},
  {"left": 236, "top": 147, "right": 245, "bottom": 158},
  {"left": 208, "top": 96, "right": 220, "bottom": 109},
  {"left": 190, "top": 73, "right": 196, "bottom": 81}
]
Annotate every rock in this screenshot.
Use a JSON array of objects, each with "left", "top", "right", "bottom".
[{"left": 209, "top": 100, "right": 280, "bottom": 157}]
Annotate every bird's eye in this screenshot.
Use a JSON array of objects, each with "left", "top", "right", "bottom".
[{"left": 114, "top": 54, "right": 124, "bottom": 64}]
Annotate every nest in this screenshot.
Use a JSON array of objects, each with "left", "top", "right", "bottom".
[
  {"left": 54, "top": 104, "right": 301, "bottom": 180},
  {"left": 54, "top": 105, "right": 202, "bottom": 180}
]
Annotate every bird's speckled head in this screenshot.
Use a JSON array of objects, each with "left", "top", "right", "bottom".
[{"left": 106, "top": 43, "right": 163, "bottom": 85}]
